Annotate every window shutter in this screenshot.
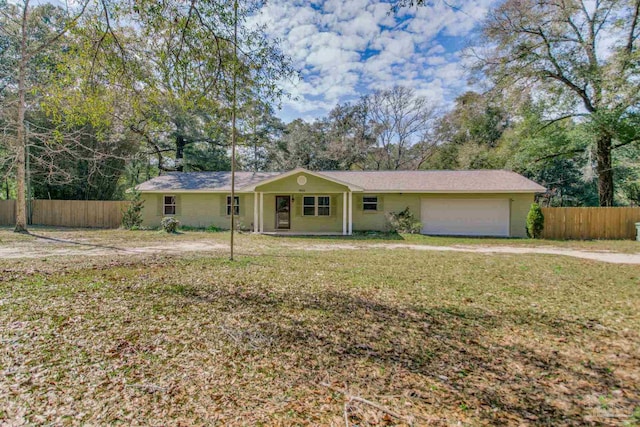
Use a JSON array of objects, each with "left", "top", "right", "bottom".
[
  {"left": 330, "top": 195, "right": 337, "bottom": 217},
  {"left": 220, "top": 195, "right": 228, "bottom": 217},
  {"left": 157, "top": 195, "right": 163, "bottom": 216},
  {"left": 357, "top": 194, "right": 363, "bottom": 211},
  {"left": 174, "top": 195, "right": 181, "bottom": 216},
  {"left": 378, "top": 196, "right": 384, "bottom": 212},
  {"left": 295, "top": 197, "right": 302, "bottom": 217}
]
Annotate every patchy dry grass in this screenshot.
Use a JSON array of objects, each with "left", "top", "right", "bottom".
[
  {"left": 284, "top": 232, "right": 640, "bottom": 254},
  {"left": 1, "top": 229, "right": 639, "bottom": 425},
  {"left": 1, "top": 226, "right": 640, "bottom": 253}
]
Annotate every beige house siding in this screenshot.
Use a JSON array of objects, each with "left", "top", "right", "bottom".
[
  {"left": 352, "top": 193, "right": 420, "bottom": 232},
  {"left": 141, "top": 193, "right": 256, "bottom": 230},
  {"left": 509, "top": 193, "right": 535, "bottom": 237}
]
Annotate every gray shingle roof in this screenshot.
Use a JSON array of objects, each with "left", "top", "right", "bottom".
[
  {"left": 135, "top": 171, "right": 280, "bottom": 192},
  {"left": 136, "top": 170, "right": 545, "bottom": 193},
  {"left": 320, "top": 170, "right": 546, "bottom": 192}
]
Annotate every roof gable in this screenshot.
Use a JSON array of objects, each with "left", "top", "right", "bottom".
[{"left": 244, "top": 168, "right": 363, "bottom": 192}]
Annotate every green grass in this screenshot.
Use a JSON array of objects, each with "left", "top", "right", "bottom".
[{"left": 0, "top": 228, "right": 639, "bottom": 425}]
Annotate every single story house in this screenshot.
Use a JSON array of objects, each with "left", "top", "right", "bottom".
[{"left": 136, "top": 168, "right": 545, "bottom": 237}]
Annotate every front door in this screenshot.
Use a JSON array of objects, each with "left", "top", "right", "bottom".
[{"left": 275, "top": 196, "right": 291, "bottom": 229}]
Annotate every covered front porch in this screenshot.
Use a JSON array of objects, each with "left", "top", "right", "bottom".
[
  {"left": 243, "top": 169, "right": 360, "bottom": 235},
  {"left": 252, "top": 191, "right": 354, "bottom": 235}
]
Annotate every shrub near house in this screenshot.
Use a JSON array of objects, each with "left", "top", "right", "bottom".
[
  {"left": 386, "top": 207, "right": 422, "bottom": 234},
  {"left": 527, "top": 203, "right": 545, "bottom": 238},
  {"left": 161, "top": 217, "right": 180, "bottom": 233},
  {"left": 121, "top": 191, "right": 145, "bottom": 230}
]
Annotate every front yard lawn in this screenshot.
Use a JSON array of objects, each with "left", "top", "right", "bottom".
[{"left": 1, "top": 229, "right": 639, "bottom": 425}]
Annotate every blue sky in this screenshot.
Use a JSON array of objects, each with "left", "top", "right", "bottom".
[{"left": 251, "top": 0, "right": 497, "bottom": 122}]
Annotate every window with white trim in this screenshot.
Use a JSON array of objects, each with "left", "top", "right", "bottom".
[
  {"left": 317, "top": 196, "right": 330, "bottom": 216},
  {"left": 163, "top": 195, "right": 176, "bottom": 215},
  {"left": 303, "top": 196, "right": 330, "bottom": 216},
  {"left": 363, "top": 196, "right": 378, "bottom": 211},
  {"left": 226, "top": 195, "right": 240, "bottom": 215}
]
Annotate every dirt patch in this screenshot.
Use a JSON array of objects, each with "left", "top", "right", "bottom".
[
  {"left": 293, "top": 242, "right": 640, "bottom": 264},
  {"left": 2, "top": 236, "right": 639, "bottom": 264},
  {"left": 0, "top": 241, "right": 228, "bottom": 260}
]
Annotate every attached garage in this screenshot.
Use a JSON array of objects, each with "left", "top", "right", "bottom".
[{"left": 421, "top": 198, "right": 511, "bottom": 237}]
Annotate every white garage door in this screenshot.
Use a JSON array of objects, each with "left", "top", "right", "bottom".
[{"left": 421, "top": 198, "right": 510, "bottom": 236}]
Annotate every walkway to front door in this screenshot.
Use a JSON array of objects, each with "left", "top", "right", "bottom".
[{"left": 275, "top": 196, "right": 290, "bottom": 229}]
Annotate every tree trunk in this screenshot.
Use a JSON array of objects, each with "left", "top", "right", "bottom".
[
  {"left": 14, "top": 1, "right": 29, "bottom": 233},
  {"left": 175, "top": 134, "right": 185, "bottom": 172},
  {"left": 596, "top": 132, "right": 614, "bottom": 207},
  {"left": 254, "top": 137, "right": 258, "bottom": 172}
]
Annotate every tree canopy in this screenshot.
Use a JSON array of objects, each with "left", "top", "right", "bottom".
[
  {"left": 1, "top": 0, "right": 638, "bottom": 232},
  {"left": 473, "top": 0, "right": 640, "bottom": 206},
  {"left": 0, "top": 0, "right": 292, "bottom": 230}
]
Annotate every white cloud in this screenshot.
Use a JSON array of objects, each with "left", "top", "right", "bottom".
[{"left": 253, "top": 0, "right": 498, "bottom": 122}]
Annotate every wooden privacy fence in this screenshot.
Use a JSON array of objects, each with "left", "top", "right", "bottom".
[
  {"left": 0, "top": 200, "right": 130, "bottom": 228},
  {"left": 0, "top": 200, "right": 15, "bottom": 226},
  {"left": 541, "top": 207, "right": 640, "bottom": 240}
]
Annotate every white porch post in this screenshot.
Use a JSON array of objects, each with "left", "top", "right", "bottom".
[
  {"left": 254, "top": 192, "right": 259, "bottom": 233},
  {"left": 348, "top": 191, "right": 353, "bottom": 235},
  {"left": 259, "top": 192, "right": 264, "bottom": 232},
  {"left": 342, "top": 192, "right": 347, "bottom": 235}
]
